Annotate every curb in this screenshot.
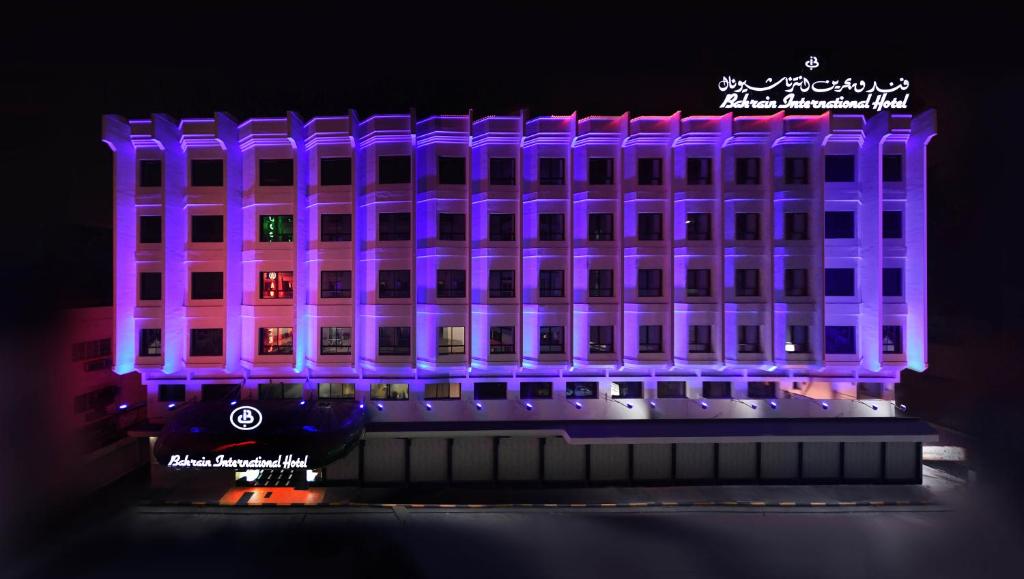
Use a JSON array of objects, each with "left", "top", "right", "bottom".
[{"left": 151, "top": 499, "right": 934, "bottom": 509}]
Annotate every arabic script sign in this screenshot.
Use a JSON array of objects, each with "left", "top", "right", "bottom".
[{"left": 719, "top": 57, "right": 909, "bottom": 112}]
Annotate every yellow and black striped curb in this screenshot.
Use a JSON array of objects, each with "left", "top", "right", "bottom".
[{"left": 151, "top": 499, "right": 934, "bottom": 509}]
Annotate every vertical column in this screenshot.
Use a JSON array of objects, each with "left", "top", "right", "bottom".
[
  {"left": 905, "top": 111, "right": 936, "bottom": 372},
  {"left": 102, "top": 116, "right": 137, "bottom": 374},
  {"left": 289, "top": 112, "right": 309, "bottom": 373},
  {"left": 860, "top": 113, "right": 888, "bottom": 373},
  {"left": 154, "top": 115, "right": 186, "bottom": 375},
  {"left": 217, "top": 113, "right": 242, "bottom": 373}
]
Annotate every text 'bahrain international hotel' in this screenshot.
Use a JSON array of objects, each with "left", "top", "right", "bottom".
[{"left": 104, "top": 110, "right": 938, "bottom": 486}]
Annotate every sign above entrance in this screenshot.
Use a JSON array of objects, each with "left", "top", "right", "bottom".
[
  {"left": 230, "top": 406, "right": 262, "bottom": 431},
  {"left": 167, "top": 453, "right": 309, "bottom": 469}
]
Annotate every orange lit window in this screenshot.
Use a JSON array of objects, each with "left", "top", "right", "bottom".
[{"left": 261, "top": 271, "right": 294, "bottom": 299}]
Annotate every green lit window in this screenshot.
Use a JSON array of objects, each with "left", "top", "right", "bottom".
[{"left": 259, "top": 215, "right": 293, "bottom": 242}]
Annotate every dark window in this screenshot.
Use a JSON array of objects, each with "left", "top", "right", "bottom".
[
  {"left": 639, "top": 325, "right": 662, "bottom": 353},
  {"left": 425, "top": 383, "right": 461, "bottom": 400},
  {"left": 589, "top": 269, "right": 614, "bottom": 298},
  {"left": 140, "top": 329, "right": 162, "bottom": 357},
  {"left": 258, "top": 327, "right": 293, "bottom": 355},
  {"left": 438, "top": 213, "right": 466, "bottom": 241},
  {"left": 437, "top": 269, "right": 466, "bottom": 298},
  {"left": 438, "top": 326, "right": 465, "bottom": 355},
  {"left": 321, "top": 214, "right": 352, "bottom": 242},
  {"left": 687, "top": 269, "right": 711, "bottom": 297},
  {"left": 658, "top": 381, "right": 687, "bottom": 398},
  {"left": 378, "top": 212, "right": 411, "bottom": 241},
  {"left": 883, "top": 154, "right": 903, "bottom": 182},
  {"left": 139, "top": 216, "right": 161, "bottom": 244},
  {"left": 201, "top": 383, "right": 239, "bottom": 401},
  {"left": 539, "top": 213, "right": 565, "bottom": 241},
  {"left": 139, "top": 159, "right": 162, "bottom": 187},
  {"left": 320, "top": 157, "right": 352, "bottom": 186},
  {"left": 371, "top": 383, "right": 409, "bottom": 400},
  {"left": 747, "top": 381, "right": 776, "bottom": 399},
  {"left": 566, "top": 382, "right": 598, "bottom": 399},
  {"left": 191, "top": 159, "right": 224, "bottom": 187},
  {"left": 490, "top": 157, "right": 516, "bottom": 186},
  {"left": 736, "top": 157, "right": 760, "bottom": 185},
  {"left": 825, "top": 326, "right": 856, "bottom": 354},
  {"left": 438, "top": 156, "right": 466, "bottom": 185},
  {"left": 689, "top": 325, "right": 712, "bottom": 353},
  {"left": 588, "top": 213, "right": 614, "bottom": 241},
  {"left": 736, "top": 268, "right": 759, "bottom": 297},
  {"left": 318, "top": 383, "right": 356, "bottom": 399},
  {"left": 378, "top": 270, "right": 410, "bottom": 298},
  {"left": 738, "top": 325, "right": 761, "bottom": 353},
  {"left": 321, "top": 270, "right": 352, "bottom": 299},
  {"left": 258, "top": 158, "right": 294, "bottom": 186},
  {"left": 192, "top": 215, "right": 223, "bottom": 243},
  {"left": 785, "top": 157, "right": 809, "bottom": 185},
  {"left": 520, "top": 382, "right": 552, "bottom": 399},
  {"left": 320, "top": 327, "right": 352, "bottom": 355},
  {"left": 588, "top": 157, "right": 614, "bottom": 185},
  {"left": 190, "top": 328, "right": 223, "bottom": 357},
  {"left": 474, "top": 382, "right": 507, "bottom": 400},
  {"left": 883, "top": 268, "right": 903, "bottom": 297},
  {"left": 883, "top": 211, "right": 903, "bottom": 239},
  {"left": 784, "top": 212, "right": 809, "bottom": 240},
  {"left": 539, "top": 157, "right": 565, "bottom": 185},
  {"left": 825, "top": 268, "right": 855, "bottom": 296},
  {"left": 638, "top": 269, "right": 662, "bottom": 297},
  {"left": 191, "top": 272, "right": 223, "bottom": 300},
  {"left": 589, "top": 325, "right": 614, "bottom": 353},
  {"left": 71, "top": 338, "right": 111, "bottom": 361},
  {"left": 785, "top": 268, "right": 809, "bottom": 297},
  {"left": 825, "top": 155, "right": 856, "bottom": 182},
  {"left": 787, "top": 325, "right": 810, "bottom": 353},
  {"left": 703, "top": 381, "right": 731, "bottom": 399},
  {"left": 637, "top": 213, "right": 663, "bottom": 241},
  {"left": 260, "top": 271, "right": 294, "bottom": 299},
  {"left": 378, "top": 155, "right": 411, "bottom": 184},
  {"left": 259, "top": 383, "right": 303, "bottom": 400},
  {"left": 489, "top": 213, "right": 515, "bottom": 241},
  {"left": 158, "top": 384, "right": 186, "bottom": 402},
  {"left": 883, "top": 325, "right": 903, "bottom": 354},
  {"left": 735, "top": 212, "right": 760, "bottom": 240},
  {"left": 259, "top": 215, "right": 294, "bottom": 242},
  {"left": 139, "top": 272, "right": 161, "bottom": 301},
  {"left": 825, "top": 211, "right": 855, "bottom": 238},
  {"left": 687, "top": 213, "right": 711, "bottom": 240},
  {"left": 539, "top": 326, "right": 564, "bottom": 353},
  {"left": 488, "top": 270, "right": 515, "bottom": 298},
  {"left": 613, "top": 381, "right": 643, "bottom": 399},
  {"left": 539, "top": 270, "right": 564, "bottom": 298},
  {"left": 687, "top": 157, "right": 712, "bottom": 185},
  {"left": 489, "top": 326, "right": 515, "bottom": 354},
  {"left": 378, "top": 327, "right": 411, "bottom": 355},
  {"left": 638, "top": 157, "right": 662, "bottom": 185}
]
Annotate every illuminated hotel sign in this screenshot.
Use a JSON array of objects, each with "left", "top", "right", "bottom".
[
  {"left": 230, "top": 406, "right": 263, "bottom": 431},
  {"left": 167, "top": 454, "right": 310, "bottom": 469},
  {"left": 719, "top": 56, "right": 910, "bottom": 112}
]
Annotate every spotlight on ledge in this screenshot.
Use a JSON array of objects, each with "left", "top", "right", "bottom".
[
  {"left": 750, "top": 403, "right": 758, "bottom": 410},
  {"left": 700, "top": 400, "right": 708, "bottom": 410},
  {"left": 821, "top": 401, "right": 830, "bottom": 410},
  {"left": 358, "top": 402, "right": 365, "bottom": 410},
  {"left": 574, "top": 401, "right": 583, "bottom": 410},
  {"left": 299, "top": 400, "right": 306, "bottom": 406},
  {"left": 476, "top": 402, "right": 483, "bottom": 411},
  {"left": 167, "top": 403, "right": 177, "bottom": 410},
  {"left": 524, "top": 402, "right": 534, "bottom": 411},
  {"left": 649, "top": 400, "right": 657, "bottom": 408},
  {"left": 117, "top": 403, "right": 128, "bottom": 411},
  {"left": 769, "top": 400, "right": 778, "bottom": 410},
  {"left": 230, "top": 400, "right": 238, "bottom": 406},
  {"left": 626, "top": 403, "right": 634, "bottom": 409},
  {"left": 425, "top": 402, "right": 433, "bottom": 411},
  {"left": 898, "top": 403, "right": 908, "bottom": 413},
  {"left": 376, "top": 403, "right": 384, "bottom": 411}
]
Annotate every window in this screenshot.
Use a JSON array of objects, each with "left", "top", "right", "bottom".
[
  {"left": 475, "top": 382, "right": 507, "bottom": 400},
  {"left": 785, "top": 268, "right": 809, "bottom": 297},
  {"left": 638, "top": 269, "right": 662, "bottom": 297},
  {"left": 191, "top": 159, "right": 223, "bottom": 187},
  {"left": 158, "top": 384, "right": 186, "bottom": 402},
  {"left": 490, "top": 157, "right": 516, "bottom": 186},
  {"left": 139, "top": 216, "right": 161, "bottom": 244},
  {"left": 588, "top": 157, "right": 614, "bottom": 185},
  {"left": 202, "top": 383, "right": 240, "bottom": 401},
  {"left": 259, "top": 327, "right": 293, "bottom": 355},
  {"left": 539, "top": 213, "right": 565, "bottom": 241},
  {"left": 379, "top": 212, "right": 411, "bottom": 241},
  {"left": 488, "top": 270, "right": 515, "bottom": 298},
  {"left": 320, "top": 270, "right": 352, "bottom": 299},
  {"left": 566, "top": 382, "right": 598, "bottom": 399},
  {"left": 438, "top": 326, "right": 466, "bottom": 355},
  {"left": 784, "top": 212, "right": 809, "bottom": 240},
  {"left": 378, "top": 270, "right": 410, "bottom": 298},
  {"left": 378, "top": 327, "right": 411, "bottom": 355},
  {"left": 589, "top": 269, "right": 614, "bottom": 298},
  {"left": 588, "top": 213, "right": 614, "bottom": 241},
  {"left": 259, "top": 215, "right": 294, "bottom": 242},
  {"left": 371, "top": 383, "right": 409, "bottom": 400},
  {"left": 612, "top": 382, "right": 643, "bottom": 399},
  {"left": 260, "top": 271, "right": 294, "bottom": 299},
  {"left": 738, "top": 325, "right": 761, "bottom": 353},
  {"left": 191, "top": 272, "right": 223, "bottom": 300},
  {"left": 438, "top": 213, "right": 466, "bottom": 241},
  {"left": 139, "top": 159, "right": 162, "bottom": 187},
  {"left": 378, "top": 155, "right": 411, "bottom": 184},
  {"left": 883, "top": 211, "right": 903, "bottom": 239},
  {"left": 320, "top": 327, "right": 352, "bottom": 355},
  {"left": 736, "top": 268, "right": 760, "bottom": 297},
  {"left": 425, "top": 383, "right": 461, "bottom": 400},
  {"left": 883, "top": 268, "right": 903, "bottom": 297},
  {"left": 589, "top": 325, "right": 614, "bottom": 353},
  {"left": 258, "top": 158, "right": 294, "bottom": 186},
  {"left": 747, "top": 381, "right": 776, "bottom": 399},
  {"left": 489, "top": 213, "right": 515, "bottom": 241},
  {"left": 735, "top": 212, "right": 760, "bottom": 240},
  {"left": 192, "top": 215, "right": 223, "bottom": 243},
  {"left": 686, "top": 213, "right": 711, "bottom": 240},
  {"left": 139, "top": 329, "right": 162, "bottom": 357},
  {"left": 883, "top": 325, "right": 903, "bottom": 354},
  {"left": 687, "top": 268, "right": 711, "bottom": 297},
  {"left": 320, "top": 157, "right": 352, "bottom": 186},
  {"left": 319, "top": 382, "right": 356, "bottom": 399},
  {"left": 658, "top": 381, "right": 687, "bottom": 398},
  {"left": 539, "top": 157, "right": 565, "bottom": 185},
  {"left": 825, "top": 211, "right": 855, "bottom": 238},
  {"left": 639, "top": 325, "right": 662, "bottom": 353},
  {"left": 883, "top": 154, "right": 903, "bottom": 182},
  {"left": 787, "top": 325, "right": 810, "bottom": 353},
  {"left": 190, "top": 328, "right": 223, "bottom": 357},
  {"left": 785, "top": 157, "right": 809, "bottom": 185},
  {"left": 259, "top": 382, "right": 303, "bottom": 400},
  {"left": 437, "top": 269, "right": 466, "bottom": 298},
  {"left": 736, "top": 157, "right": 760, "bottom": 185},
  {"left": 825, "top": 326, "right": 856, "bottom": 354},
  {"left": 438, "top": 156, "right": 466, "bottom": 185},
  {"left": 825, "top": 154, "right": 856, "bottom": 182},
  {"left": 539, "top": 270, "right": 564, "bottom": 298},
  {"left": 71, "top": 338, "right": 111, "bottom": 361},
  {"left": 703, "top": 381, "right": 731, "bottom": 399},
  {"left": 321, "top": 214, "right": 352, "bottom": 242},
  {"left": 637, "top": 213, "right": 663, "bottom": 241},
  {"left": 689, "top": 325, "right": 712, "bottom": 353},
  {"left": 638, "top": 157, "right": 662, "bottom": 185},
  {"left": 489, "top": 326, "right": 515, "bottom": 354},
  {"left": 140, "top": 272, "right": 161, "bottom": 301},
  {"left": 520, "top": 382, "right": 552, "bottom": 399},
  {"left": 539, "top": 326, "right": 564, "bottom": 353},
  {"left": 687, "top": 157, "right": 712, "bottom": 185},
  {"left": 825, "top": 268, "right": 855, "bottom": 296}
]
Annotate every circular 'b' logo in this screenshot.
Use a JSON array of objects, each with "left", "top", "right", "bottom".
[{"left": 230, "top": 406, "right": 262, "bottom": 431}]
